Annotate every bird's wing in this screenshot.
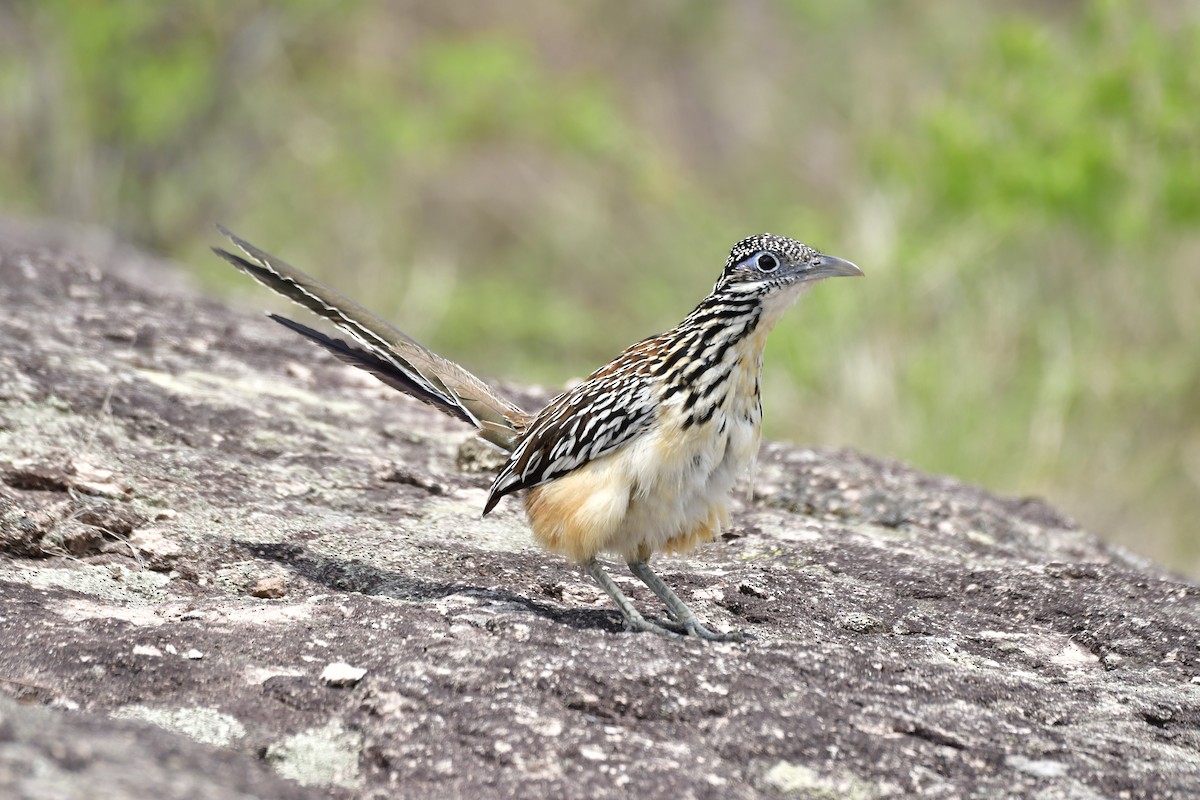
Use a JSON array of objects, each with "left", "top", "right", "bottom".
[{"left": 482, "top": 341, "right": 664, "bottom": 514}]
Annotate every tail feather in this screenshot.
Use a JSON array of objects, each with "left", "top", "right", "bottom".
[
  {"left": 215, "top": 227, "right": 528, "bottom": 451},
  {"left": 266, "top": 314, "right": 476, "bottom": 425}
]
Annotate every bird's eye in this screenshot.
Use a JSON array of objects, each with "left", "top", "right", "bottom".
[{"left": 756, "top": 253, "right": 778, "bottom": 272}]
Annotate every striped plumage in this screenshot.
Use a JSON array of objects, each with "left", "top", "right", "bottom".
[{"left": 214, "top": 229, "right": 861, "bottom": 640}]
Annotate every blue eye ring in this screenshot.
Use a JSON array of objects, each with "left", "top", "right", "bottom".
[{"left": 756, "top": 253, "right": 778, "bottom": 272}]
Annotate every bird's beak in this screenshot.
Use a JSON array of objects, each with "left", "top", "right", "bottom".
[{"left": 801, "top": 254, "right": 863, "bottom": 281}]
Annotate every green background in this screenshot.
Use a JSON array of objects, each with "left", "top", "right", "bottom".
[{"left": 2, "top": 1, "right": 1197, "bottom": 573}]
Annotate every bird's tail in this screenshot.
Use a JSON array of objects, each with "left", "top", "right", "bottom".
[{"left": 213, "top": 226, "right": 528, "bottom": 452}]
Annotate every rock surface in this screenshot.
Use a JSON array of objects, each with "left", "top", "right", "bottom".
[{"left": 1, "top": 220, "right": 1198, "bottom": 799}]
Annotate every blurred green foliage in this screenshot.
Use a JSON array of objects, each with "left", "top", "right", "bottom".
[
  {"left": 890, "top": 0, "right": 1200, "bottom": 240},
  {"left": 0, "top": 1, "right": 1196, "bottom": 572}
]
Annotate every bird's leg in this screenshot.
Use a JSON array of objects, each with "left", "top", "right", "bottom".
[
  {"left": 583, "top": 559, "right": 683, "bottom": 638},
  {"left": 627, "top": 559, "right": 745, "bottom": 642}
]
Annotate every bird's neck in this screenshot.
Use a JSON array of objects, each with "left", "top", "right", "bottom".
[
  {"left": 650, "top": 287, "right": 800, "bottom": 430},
  {"left": 680, "top": 282, "right": 808, "bottom": 347}
]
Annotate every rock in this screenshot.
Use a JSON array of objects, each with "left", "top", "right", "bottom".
[
  {"left": 320, "top": 662, "right": 367, "bottom": 687},
  {"left": 0, "top": 221, "right": 1198, "bottom": 798},
  {"left": 0, "top": 694, "right": 321, "bottom": 800},
  {"left": 251, "top": 575, "right": 289, "bottom": 599},
  {"left": 837, "top": 611, "right": 885, "bottom": 634},
  {"left": 128, "top": 527, "right": 184, "bottom": 568},
  {"left": 264, "top": 720, "right": 362, "bottom": 789}
]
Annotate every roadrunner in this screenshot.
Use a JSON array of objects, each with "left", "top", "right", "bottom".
[{"left": 214, "top": 228, "right": 861, "bottom": 641}]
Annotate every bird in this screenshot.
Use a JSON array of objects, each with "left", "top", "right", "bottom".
[{"left": 213, "top": 228, "right": 861, "bottom": 641}]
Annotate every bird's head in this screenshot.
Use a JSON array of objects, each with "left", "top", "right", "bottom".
[{"left": 716, "top": 233, "right": 862, "bottom": 297}]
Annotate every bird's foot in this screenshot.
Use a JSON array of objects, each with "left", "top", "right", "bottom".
[
  {"left": 643, "top": 615, "right": 744, "bottom": 642},
  {"left": 624, "top": 558, "right": 749, "bottom": 642},
  {"left": 585, "top": 558, "right": 749, "bottom": 642},
  {"left": 684, "top": 622, "right": 749, "bottom": 642},
  {"left": 619, "top": 614, "right": 687, "bottom": 638}
]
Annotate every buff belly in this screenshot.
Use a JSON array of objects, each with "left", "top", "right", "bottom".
[{"left": 523, "top": 407, "right": 760, "bottom": 563}]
